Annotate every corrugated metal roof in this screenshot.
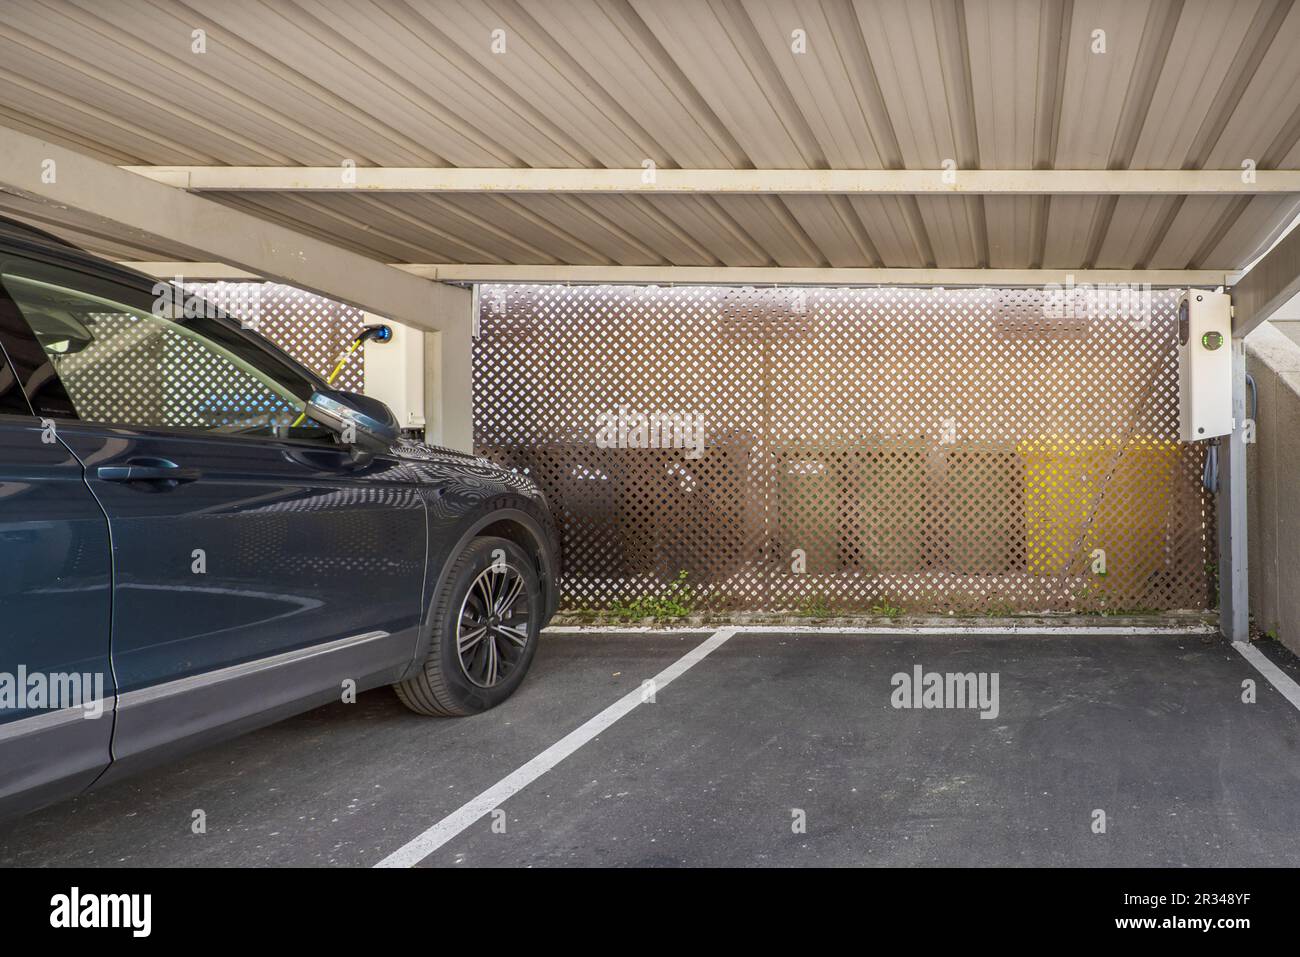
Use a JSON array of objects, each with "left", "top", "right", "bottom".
[{"left": 1, "top": 0, "right": 1298, "bottom": 271}]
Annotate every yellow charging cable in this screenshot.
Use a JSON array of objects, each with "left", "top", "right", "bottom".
[
  {"left": 291, "top": 335, "right": 365, "bottom": 428},
  {"left": 325, "top": 336, "right": 364, "bottom": 385}
]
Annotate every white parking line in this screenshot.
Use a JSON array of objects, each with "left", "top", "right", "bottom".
[
  {"left": 373, "top": 627, "right": 737, "bottom": 868},
  {"left": 546, "top": 624, "right": 1218, "bottom": 636},
  {"left": 1232, "top": 640, "right": 1300, "bottom": 712}
]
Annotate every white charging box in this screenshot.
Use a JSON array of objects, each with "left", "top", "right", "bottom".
[
  {"left": 363, "top": 318, "right": 426, "bottom": 431},
  {"left": 1177, "top": 289, "right": 1233, "bottom": 442}
]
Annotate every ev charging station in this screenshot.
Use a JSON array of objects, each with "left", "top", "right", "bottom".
[
  {"left": 362, "top": 317, "right": 427, "bottom": 436},
  {"left": 1177, "top": 290, "right": 1234, "bottom": 443},
  {"left": 1177, "top": 287, "right": 1247, "bottom": 642}
]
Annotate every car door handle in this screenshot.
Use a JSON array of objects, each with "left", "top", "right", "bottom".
[{"left": 97, "top": 461, "right": 202, "bottom": 484}]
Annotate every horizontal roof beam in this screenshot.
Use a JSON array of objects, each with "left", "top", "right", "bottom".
[
  {"left": 1231, "top": 220, "right": 1300, "bottom": 336},
  {"left": 119, "top": 262, "right": 1230, "bottom": 288},
  {"left": 121, "top": 262, "right": 263, "bottom": 280},
  {"left": 0, "top": 127, "right": 464, "bottom": 333},
  {"left": 121, "top": 166, "right": 1300, "bottom": 195}
]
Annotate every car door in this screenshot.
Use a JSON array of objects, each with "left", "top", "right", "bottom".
[
  {"left": 0, "top": 253, "right": 427, "bottom": 773},
  {"left": 0, "top": 293, "right": 114, "bottom": 817}
]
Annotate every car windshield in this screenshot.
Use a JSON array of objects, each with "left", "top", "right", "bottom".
[{"left": 2, "top": 265, "right": 327, "bottom": 440}]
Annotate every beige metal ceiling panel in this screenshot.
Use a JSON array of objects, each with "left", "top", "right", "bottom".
[
  {"left": 629, "top": 0, "right": 814, "bottom": 167},
  {"left": 375, "top": 191, "right": 768, "bottom": 268},
  {"left": 518, "top": 0, "right": 745, "bottom": 168},
  {"left": 1044, "top": 0, "right": 1156, "bottom": 263},
  {"left": 983, "top": 196, "right": 1038, "bottom": 268},
  {"left": 1094, "top": 196, "right": 1173, "bottom": 267},
  {"left": 183, "top": 0, "right": 504, "bottom": 166},
  {"left": 850, "top": 0, "right": 967, "bottom": 167},
  {"left": 419, "top": 192, "right": 617, "bottom": 263},
  {"left": 642, "top": 195, "right": 775, "bottom": 267},
  {"left": 1128, "top": 0, "right": 1262, "bottom": 168},
  {"left": 914, "top": 196, "right": 982, "bottom": 267},
  {"left": 300, "top": 192, "right": 520, "bottom": 262},
  {"left": 0, "top": 0, "right": 1297, "bottom": 274},
  {"left": 847, "top": 195, "right": 929, "bottom": 268},
  {"left": 471, "top": 192, "right": 666, "bottom": 265},
  {"left": 965, "top": 0, "right": 1049, "bottom": 169},
  {"left": 0, "top": 29, "right": 249, "bottom": 163},
  {"left": 1147, "top": 195, "right": 1238, "bottom": 268},
  {"left": 850, "top": 1, "right": 981, "bottom": 269},
  {"left": 224, "top": 190, "right": 624, "bottom": 267},
  {"left": 708, "top": 195, "right": 823, "bottom": 267},
  {"left": 376, "top": 0, "right": 648, "bottom": 167},
  {"left": 1054, "top": 0, "right": 1152, "bottom": 168},
  {"left": 272, "top": 0, "right": 585, "bottom": 165},
  {"left": 570, "top": 195, "right": 722, "bottom": 266},
  {"left": 1142, "top": 194, "right": 1300, "bottom": 270},
  {"left": 0, "top": 74, "right": 191, "bottom": 165},
  {"left": 203, "top": 192, "right": 425, "bottom": 262},
  {"left": 779, "top": 195, "right": 879, "bottom": 267},
  {"left": 33, "top": 0, "right": 392, "bottom": 166},
  {"left": 311, "top": 191, "right": 569, "bottom": 263},
  {"left": 105, "top": 0, "right": 454, "bottom": 166},
  {"left": 1042, "top": 195, "right": 1102, "bottom": 267},
  {"left": 1203, "top": 1, "right": 1300, "bottom": 169},
  {"left": 1202, "top": 195, "right": 1300, "bottom": 267},
  {"left": 209, "top": 191, "right": 476, "bottom": 263},
  {"left": 739, "top": 0, "right": 889, "bottom": 168}
]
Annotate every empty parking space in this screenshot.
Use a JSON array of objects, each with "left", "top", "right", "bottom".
[
  {"left": 418, "top": 631, "right": 1300, "bottom": 867},
  {"left": 0, "top": 633, "right": 708, "bottom": 867},
  {"left": 3, "top": 630, "right": 1298, "bottom": 868}
]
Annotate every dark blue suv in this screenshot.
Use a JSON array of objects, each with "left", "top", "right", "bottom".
[{"left": 0, "top": 217, "right": 558, "bottom": 818}]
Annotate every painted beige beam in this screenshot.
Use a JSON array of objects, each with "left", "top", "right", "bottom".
[
  {"left": 397, "top": 264, "right": 1228, "bottom": 288},
  {"left": 122, "top": 166, "right": 1300, "bottom": 195},
  {"left": 119, "top": 261, "right": 1228, "bottom": 288},
  {"left": 0, "top": 127, "right": 459, "bottom": 333},
  {"left": 1231, "top": 222, "right": 1300, "bottom": 336},
  {"left": 120, "top": 261, "right": 1226, "bottom": 287},
  {"left": 120, "top": 262, "right": 262, "bottom": 280}
]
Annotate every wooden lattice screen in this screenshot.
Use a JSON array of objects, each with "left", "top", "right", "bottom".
[{"left": 473, "top": 284, "right": 1214, "bottom": 615}]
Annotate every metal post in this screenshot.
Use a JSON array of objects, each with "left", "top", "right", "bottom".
[
  {"left": 1222, "top": 214, "right": 1300, "bottom": 639},
  {"left": 1217, "top": 338, "right": 1249, "bottom": 640}
]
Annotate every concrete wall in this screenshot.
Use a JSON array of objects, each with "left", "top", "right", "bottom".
[{"left": 1246, "top": 322, "right": 1300, "bottom": 655}]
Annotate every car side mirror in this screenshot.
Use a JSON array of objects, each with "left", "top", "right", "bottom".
[{"left": 304, "top": 388, "right": 400, "bottom": 459}]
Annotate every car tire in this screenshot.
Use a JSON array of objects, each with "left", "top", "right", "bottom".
[{"left": 395, "top": 536, "right": 542, "bottom": 716}]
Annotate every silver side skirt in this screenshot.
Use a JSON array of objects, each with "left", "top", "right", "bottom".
[{"left": 118, "top": 631, "right": 391, "bottom": 709}]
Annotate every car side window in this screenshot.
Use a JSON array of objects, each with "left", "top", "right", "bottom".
[
  {"left": 0, "top": 284, "right": 76, "bottom": 418},
  {"left": 0, "top": 295, "right": 40, "bottom": 418},
  {"left": 0, "top": 341, "right": 35, "bottom": 417},
  {"left": 0, "top": 260, "right": 331, "bottom": 442}
]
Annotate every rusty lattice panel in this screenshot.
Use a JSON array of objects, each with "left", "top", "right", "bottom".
[{"left": 473, "top": 284, "right": 1213, "bottom": 615}]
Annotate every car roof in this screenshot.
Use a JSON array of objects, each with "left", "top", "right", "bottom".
[
  {"left": 0, "top": 215, "right": 330, "bottom": 392},
  {"left": 0, "top": 215, "right": 86, "bottom": 252},
  {"left": 0, "top": 215, "right": 176, "bottom": 287}
]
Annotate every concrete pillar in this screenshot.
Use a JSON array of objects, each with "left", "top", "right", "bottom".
[{"left": 422, "top": 283, "right": 474, "bottom": 452}]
